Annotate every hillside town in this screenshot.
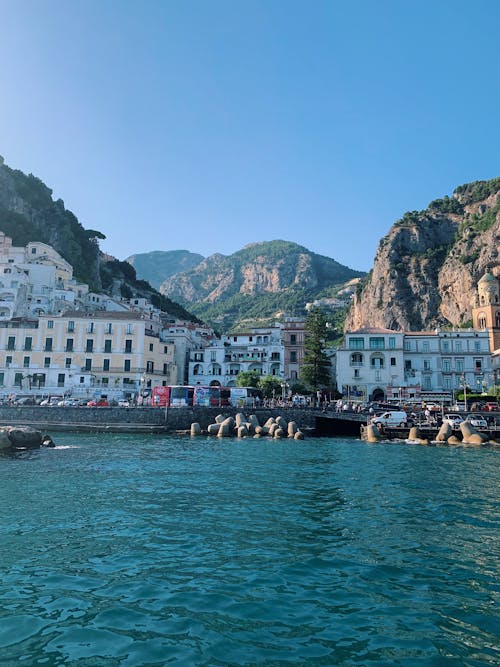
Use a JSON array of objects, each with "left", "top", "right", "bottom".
[{"left": 0, "top": 232, "right": 498, "bottom": 406}]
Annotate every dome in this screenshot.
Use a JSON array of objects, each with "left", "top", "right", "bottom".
[{"left": 478, "top": 272, "right": 497, "bottom": 283}]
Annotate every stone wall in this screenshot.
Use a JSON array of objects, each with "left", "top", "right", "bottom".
[{"left": 0, "top": 406, "right": 318, "bottom": 432}]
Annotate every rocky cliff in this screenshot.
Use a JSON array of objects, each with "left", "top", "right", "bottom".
[
  {"left": 160, "top": 240, "right": 365, "bottom": 330},
  {"left": 345, "top": 177, "right": 500, "bottom": 331}
]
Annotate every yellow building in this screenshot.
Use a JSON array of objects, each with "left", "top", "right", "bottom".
[
  {"left": 0, "top": 310, "right": 179, "bottom": 398},
  {"left": 472, "top": 272, "right": 500, "bottom": 352}
]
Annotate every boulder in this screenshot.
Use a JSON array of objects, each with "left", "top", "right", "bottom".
[
  {"left": 4, "top": 426, "right": 43, "bottom": 449},
  {"left": 207, "top": 423, "right": 220, "bottom": 435}
]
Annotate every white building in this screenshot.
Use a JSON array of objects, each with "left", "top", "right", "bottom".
[
  {"left": 188, "top": 326, "right": 285, "bottom": 387},
  {"left": 336, "top": 327, "right": 493, "bottom": 404}
]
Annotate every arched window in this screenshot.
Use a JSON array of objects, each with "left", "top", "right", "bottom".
[
  {"left": 478, "top": 313, "right": 487, "bottom": 330},
  {"left": 496, "top": 311, "right": 500, "bottom": 328},
  {"left": 371, "top": 354, "right": 384, "bottom": 369},
  {"left": 193, "top": 364, "right": 203, "bottom": 375}
]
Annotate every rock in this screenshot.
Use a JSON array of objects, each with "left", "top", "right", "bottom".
[
  {"left": 0, "top": 430, "right": 12, "bottom": 449},
  {"left": 4, "top": 426, "right": 43, "bottom": 449},
  {"left": 207, "top": 423, "right": 220, "bottom": 435},
  {"left": 41, "top": 435, "right": 56, "bottom": 447},
  {"left": 447, "top": 435, "right": 461, "bottom": 445}
]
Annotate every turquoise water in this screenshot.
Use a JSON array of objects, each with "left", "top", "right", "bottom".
[{"left": 0, "top": 435, "right": 498, "bottom": 666}]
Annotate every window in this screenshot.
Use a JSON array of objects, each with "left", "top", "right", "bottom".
[
  {"left": 44, "top": 357, "right": 51, "bottom": 368},
  {"left": 456, "top": 358, "right": 464, "bottom": 372},
  {"left": 388, "top": 337, "right": 395, "bottom": 349},
  {"left": 444, "top": 376, "right": 451, "bottom": 390},
  {"left": 371, "top": 355, "right": 384, "bottom": 369},
  {"left": 103, "top": 359, "right": 110, "bottom": 371},
  {"left": 57, "top": 373, "right": 65, "bottom": 387},
  {"left": 424, "top": 360, "right": 431, "bottom": 370},
  {"left": 105, "top": 323, "right": 112, "bottom": 334},
  {"left": 349, "top": 338, "right": 364, "bottom": 350},
  {"left": 474, "top": 341, "right": 481, "bottom": 353},
  {"left": 443, "top": 359, "right": 451, "bottom": 372},
  {"left": 102, "top": 378, "right": 109, "bottom": 386},
  {"left": 104, "top": 339, "right": 112, "bottom": 353},
  {"left": 290, "top": 351, "right": 297, "bottom": 363},
  {"left": 124, "top": 339, "right": 132, "bottom": 354},
  {"left": 163, "top": 363, "right": 169, "bottom": 375},
  {"left": 7, "top": 336, "right": 15, "bottom": 351},
  {"left": 405, "top": 360, "right": 412, "bottom": 371},
  {"left": 6, "top": 355, "right": 12, "bottom": 367},
  {"left": 45, "top": 337, "right": 53, "bottom": 352},
  {"left": 354, "top": 368, "right": 360, "bottom": 378},
  {"left": 375, "top": 370, "right": 381, "bottom": 381},
  {"left": 24, "top": 337, "right": 32, "bottom": 351},
  {"left": 442, "top": 341, "right": 449, "bottom": 352},
  {"left": 31, "top": 247, "right": 37, "bottom": 254},
  {"left": 0, "top": 372, "right": 4, "bottom": 385},
  {"left": 126, "top": 324, "right": 133, "bottom": 334},
  {"left": 14, "top": 372, "right": 23, "bottom": 386},
  {"left": 211, "top": 351, "right": 217, "bottom": 362},
  {"left": 146, "top": 361, "right": 154, "bottom": 373},
  {"left": 124, "top": 360, "right": 131, "bottom": 372},
  {"left": 423, "top": 377, "right": 432, "bottom": 390},
  {"left": 23, "top": 356, "right": 30, "bottom": 368},
  {"left": 404, "top": 341, "right": 411, "bottom": 351},
  {"left": 86, "top": 339, "right": 94, "bottom": 353},
  {"left": 290, "top": 334, "right": 297, "bottom": 344},
  {"left": 455, "top": 341, "right": 462, "bottom": 352},
  {"left": 65, "top": 358, "right": 72, "bottom": 369},
  {"left": 390, "top": 357, "right": 396, "bottom": 366},
  {"left": 369, "top": 337, "right": 384, "bottom": 350},
  {"left": 164, "top": 346, "right": 169, "bottom": 354},
  {"left": 149, "top": 343, "right": 154, "bottom": 352},
  {"left": 85, "top": 359, "right": 92, "bottom": 371},
  {"left": 47, "top": 320, "right": 54, "bottom": 329},
  {"left": 423, "top": 341, "right": 429, "bottom": 352},
  {"left": 475, "top": 359, "right": 482, "bottom": 371},
  {"left": 87, "top": 323, "right": 94, "bottom": 333},
  {"left": 68, "top": 321, "right": 75, "bottom": 332},
  {"left": 66, "top": 338, "right": 74, "bottom": 352}
]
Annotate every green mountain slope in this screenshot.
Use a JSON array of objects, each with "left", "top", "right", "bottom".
[{"left": 126, "top": 250, "right": 204, "bottom": 289}]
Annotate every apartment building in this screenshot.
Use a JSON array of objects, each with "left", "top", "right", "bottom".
[
  {"left": 336, "top": 327, "right": 493, "bottom": 403},
  {"left": 0, "top": 311, "right": 178, "bottom": 398}
]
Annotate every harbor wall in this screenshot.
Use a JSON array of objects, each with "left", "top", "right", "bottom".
[{"left": 0, "top": 406, "right": 318, "bottom": 432}]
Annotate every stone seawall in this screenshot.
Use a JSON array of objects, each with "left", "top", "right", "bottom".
[{"left": 0, "top": 406, "right": 318, "bottom": 433}]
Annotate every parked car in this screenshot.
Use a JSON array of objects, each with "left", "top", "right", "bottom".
[
  {"left": 40, "top": 397, "right": 63, "bottom": 406},
  {"left": 118, "top": 399, "right": 131, "bottom": 407},
  {"left": 485, "top": 402, "right": 499, "bottom": 412},
  {"left": 466, "top": 414, "right": 488, "bottom": 429},
  {"left": 87, "top": 398, "right": 109, "bottom": 407},
  {"left": 443, "top": 414, "right": 464, "bottom": 428},
  {"left": 57, "top": 398, "right": 79, "bottom": 407}
]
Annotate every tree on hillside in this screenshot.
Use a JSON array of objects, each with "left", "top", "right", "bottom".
[
  {"left": 300, "top": 307, "right": 331, "bottom": 390},
  {"left": 236, "top": 370, "right": 261, "bottom": 388}
]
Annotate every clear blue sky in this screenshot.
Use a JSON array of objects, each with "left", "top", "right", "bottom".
[{"left": 1, "top": 0, "right": 499, "bottom": 271}]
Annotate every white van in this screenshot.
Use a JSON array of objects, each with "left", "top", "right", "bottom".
[{"left": 372, "top": 411, "right": 409, "bottom": 428}]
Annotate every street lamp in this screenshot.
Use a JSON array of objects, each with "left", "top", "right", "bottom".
[{"left": 461, "top": 373, "right": 468, "bottom": 411}]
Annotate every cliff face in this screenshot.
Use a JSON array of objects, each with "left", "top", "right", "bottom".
[
  {"left": 345, "top": 178, "right": 500, "bottom": 331},
  {"left": 0, "top": 157, "right": 102, "bottom": 288}
]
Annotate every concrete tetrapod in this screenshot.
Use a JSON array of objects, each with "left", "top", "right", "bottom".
[
  {"left": 436, "top": 422, "right": 452, "bottom": 442},
  {"left": 460, "top": 421, "right": 488, "bottom": 445}
]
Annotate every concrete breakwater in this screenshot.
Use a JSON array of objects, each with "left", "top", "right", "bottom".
[{"left": 0, "top": 405, "right": 318, "bottom": 433}]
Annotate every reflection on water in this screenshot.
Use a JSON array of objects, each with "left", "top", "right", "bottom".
[{"left": 0, "top": 434, "right": 498, "bottom": 665}]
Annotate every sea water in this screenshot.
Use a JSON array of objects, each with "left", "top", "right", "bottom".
[{"left": 0, "top": 434, "right": 498, "bottom": 666}]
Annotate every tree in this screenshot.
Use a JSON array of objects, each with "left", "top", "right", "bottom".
[
  {"left": 236, "top": 370, "right": 261, "bottom": 388},
  {"left": 258, "top": 375, "right": 283, "bottom": 398},
  {"left": 300, "top": 307, "right": 331, "bottom": 390}
]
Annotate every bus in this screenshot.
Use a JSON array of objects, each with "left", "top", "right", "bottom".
[
  {"left": 229, "top": 386, "right": 262, "bottom": 407},
  {"left": 169, "top": 385, "right": 194, "bottom": 407},
  {"left": 151, "top": 385, "right": 171, "bottom": 407},
  {"left": 193, "top": 385, "right": 231, "bottom": 407}
]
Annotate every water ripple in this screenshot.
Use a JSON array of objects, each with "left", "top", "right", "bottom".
[{"left": 0, "top": 434, "right": 498, "bottom": 665}]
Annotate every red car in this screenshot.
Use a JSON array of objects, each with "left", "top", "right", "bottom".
[
  {"left": 485, "top": 402, "right": 499, "bottom": 412},
  {"left": 87, "top": 398, "right": 109, "bottom": 407}
]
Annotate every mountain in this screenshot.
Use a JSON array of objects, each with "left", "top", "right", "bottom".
[
  {"left": 0, "top": 156, "right": 199, "bottom": 322},
  {"left": 159, "top": 240, "right": 365, "bottom": 330},
  {"left": 125, "top": 250, "right": 204, "bottom": 290},
  {"left": 345, "top": 177, "right": 500, "bottom": 331}
]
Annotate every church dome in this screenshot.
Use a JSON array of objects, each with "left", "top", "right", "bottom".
[{"left": 478, "top": 272, "right": 497, "bottom": 283}]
